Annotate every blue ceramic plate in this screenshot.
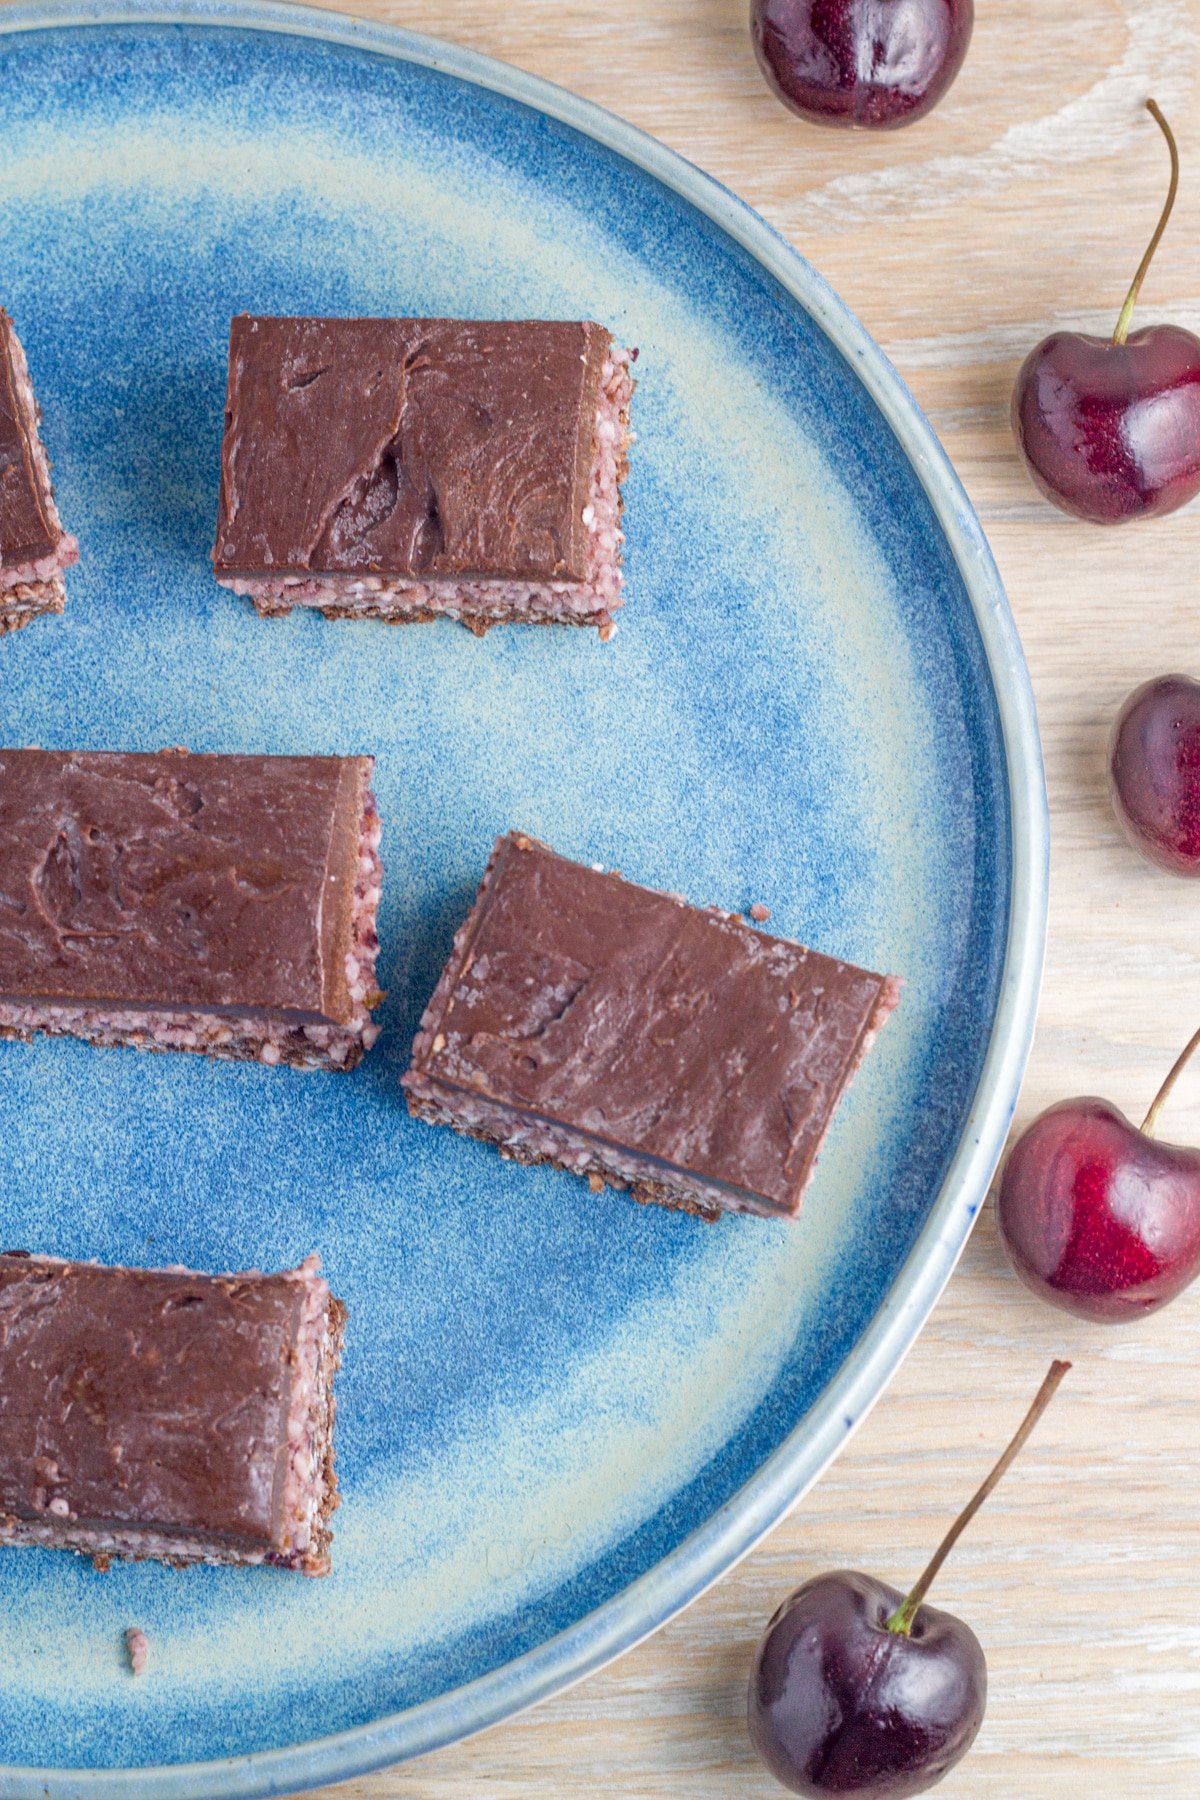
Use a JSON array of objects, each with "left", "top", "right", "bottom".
[{"left": 0, "top": 5, "right": 1047, "bottom": 1793}]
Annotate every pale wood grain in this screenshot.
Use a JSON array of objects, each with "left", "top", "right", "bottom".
[{"left": 258, "top": 0, "right": 1200, "bottom": 1791}]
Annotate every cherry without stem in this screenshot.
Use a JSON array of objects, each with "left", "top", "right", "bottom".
[
  {"left": 1011, "top": 101, "right": 1200, "bottom": 523},
  {"left": 751, "top": 0, "right": 974, "bottom": 131},
  {"left": 1109, "top": 674, "right": 1200, "bottom": 875},
  {"left": 748, "top": 1363, "right": 1070, "bottom": 1797}
]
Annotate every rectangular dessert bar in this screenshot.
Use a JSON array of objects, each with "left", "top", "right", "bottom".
[
  {"left": 0, "top": 1252, "right": 344, "bottom": 1575},
  {"left": 0, "top": 310, "right": 78, "bottom": 635},
  {"left": 403, "top": 834, "right": 900, "bottom": 1221},
  {"left": 212, "top": 316, "right": 635, "bottom": 637},
  {"left": 0, "top": 748, "right": 383, "bottom": 1070}
]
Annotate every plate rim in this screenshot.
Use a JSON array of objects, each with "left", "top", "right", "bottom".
[{"left": 0, "top": 4, "right": 1049, "bottom": 1793}]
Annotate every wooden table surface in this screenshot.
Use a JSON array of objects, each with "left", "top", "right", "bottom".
[{"left": 286, "top": 1, "right": 1200, "bottom": 1793}]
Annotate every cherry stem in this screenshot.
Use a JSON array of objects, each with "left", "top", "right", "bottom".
[
  {"left": 886, "top": 1361, "right": 1071, "bottom": 1637},
  {"left": 1112, "top": 100, "right": 1179, "bottom": 346},
  {"left": 1141, "top": 1023, "right": 1200, "bottom": 1137}
]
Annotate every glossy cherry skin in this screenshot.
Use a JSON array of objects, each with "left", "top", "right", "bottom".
[
  {"left": 748, "top": 1570, "right": 986, "bottom": 1797},
  {"left": 1109, "top": 674, "right": 1200, "bottom": 874},
  {"left": 751, "top": 0, "right": 974, "bottom": 130},
  {"left": 996, "top": 1098, "right": 1200, "bottom": 1321},
  {"left": 1012, "top": 324, "right": 1200, "bottom": 523}
]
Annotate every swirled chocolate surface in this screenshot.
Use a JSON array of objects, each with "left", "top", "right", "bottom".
[
  {"left": 0, "top": 749, "right": 370, "bottom": 1023},
  {"left": 0, "top": 1254, "right": 308, "bottom": 1545},
  {"left": 213, "top": 316, "right": 610, "bottom": 581}
]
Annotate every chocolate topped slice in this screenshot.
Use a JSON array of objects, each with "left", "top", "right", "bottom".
[
  {"left": 0, "top": 323, "right": 57, "bottom": 567},
  {"left": 403, "top": 834, "right": 900, "bottom": 1221},
  {"left": 0, "top": 1253, "right": 344, "bottom": 1575},
  {"left": 0, "top": 311, "right": 78, "bottom": 636},
  {"left": 213, "top": 316, "right": 634, "bottom": 637},
  {"left": 0, "top": 749, "right": 383, "bottom": 1070}
]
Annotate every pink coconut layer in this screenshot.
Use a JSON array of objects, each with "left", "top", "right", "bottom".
[
  {"left": 0, "top": 1256, "right": 344, "bottom": 1576},
  {"left": 218, "top": 348, "right": 635, "bottom": 638},
  {"left": 272, "top": 1255, "right": 344, "bottom": 1576},
  {"left": 0, "top": 324, "right": 78, "bottom": 629},
  {"left": 0, "top": 542, "right": 79, "bottom": 596},
  {"left": 0, "top": 794, "right": 384, "bottom": 1071}
]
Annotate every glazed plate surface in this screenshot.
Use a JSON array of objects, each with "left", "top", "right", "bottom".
[{"left": 0, "top": 6, "right": 1046, "bottom": 1793}]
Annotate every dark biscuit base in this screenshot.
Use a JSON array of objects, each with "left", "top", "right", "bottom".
[
  {"left": 313, "top": 601, "right": 608, "bottom": 637},
  {"left": 405, "top": 1093, "right": 725, "bottom": 1221}
]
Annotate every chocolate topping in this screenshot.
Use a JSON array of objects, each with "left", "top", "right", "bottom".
[
  {"left": 0, "top": 750, "right": 371, "bottom": 1025},
  {"left": 0, "top": 312, "right": 58, "bottom": 566},
  {"left": 214, "top": 317, "right": 611, "bottom": 581},
  {"left": 409, "top": 836, "right": 896, "bottom": 1214},
  {"left": 0, "top": 1257, "right": 308, "bottom": 1546}
]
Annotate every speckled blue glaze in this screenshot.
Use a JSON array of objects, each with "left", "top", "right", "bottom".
[{"left": 0, "top": 6, "right": 1046, "bottom": 1794}]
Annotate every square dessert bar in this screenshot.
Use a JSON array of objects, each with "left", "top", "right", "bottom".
[
  {"left": 212, "top": 316, "right": 635, "bottom": 637},
  {"left": 403, "top": 834, "right": 900, "bottom": 1221},
  {"left": 0, "top": 310, "right": 78, "bottom": 635},
  {"left": 0, "top": 1252, "right": 344, "bottom": 1575},
  {"left": 0, "top": 748, "right": 383, "bottom": 1070}
]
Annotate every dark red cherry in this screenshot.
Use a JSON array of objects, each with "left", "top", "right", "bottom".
[
  {"left": 1012, "top": 102, "right": 1200, "bottom": 523},
  {"left": 749, "top": 1571, "right": 985, "bottom": 1796},
  {"left": 997, "top": 1031, "right": 1200, "bottom": 1321},
  {"left": 1108, "top": 674, "right": 1200, "bottom": 874},
  {"left": 751, "top": 0, "right": 974, "bottom": 130},
  {"left": 748, "top": 1366, "right": 1069, "bottom": 1797},
  {"left": 1012, "top": 325, "right": 1200, "bottom": 523}
]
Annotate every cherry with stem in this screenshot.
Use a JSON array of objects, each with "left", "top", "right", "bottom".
[
  {"left": 1011, "top": 100, "right": 1200, "bottom": 524},
  {"left": 748, "top": 1362, "right": 1070, "bottom": 1798},
  {"left": 998, "top": 1025, "right": 1200, "bottom": 1320}
]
